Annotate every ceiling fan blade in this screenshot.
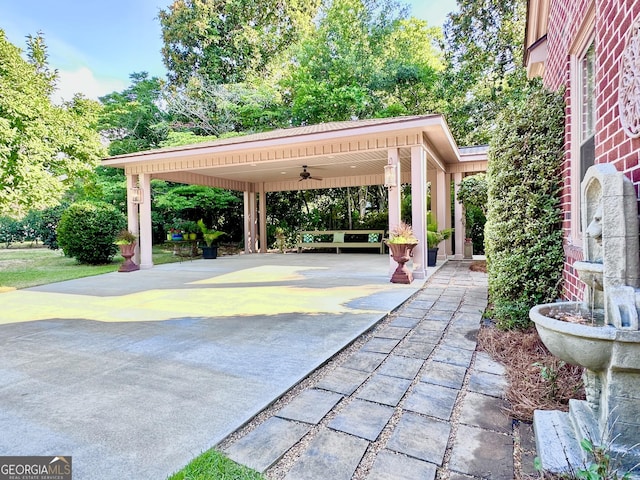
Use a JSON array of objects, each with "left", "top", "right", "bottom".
[{"left": 309, "top": 176, "right": 322, "bottom": 181}]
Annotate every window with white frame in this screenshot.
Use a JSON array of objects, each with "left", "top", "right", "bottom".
[
  {"left": 570, "top": 29, "right": 596, "bottom": 241},
  {"left": 580, "top": 42, "right": 596, "bottom": 184}
]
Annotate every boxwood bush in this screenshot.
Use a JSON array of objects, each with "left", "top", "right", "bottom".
[
  {"left": 485, "top": 85, "right": 565, "bottom": 329},
  {"left": 57, "top": 202, "right": 126, "bottom": 264}
]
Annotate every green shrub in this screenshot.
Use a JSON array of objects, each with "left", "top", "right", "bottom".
[
  {"left": 57, "top": 202, "right": 126, "bottom": 264},
  {"left": 485, "top": 84, "right": 565, "bottom": 329},
  {"left": 0, "top": 217, "right": 23, "bottom": 248}
]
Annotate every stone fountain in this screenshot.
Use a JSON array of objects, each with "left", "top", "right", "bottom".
[{"left": 530, "top": 164, "right": 640, "bottom": 475}]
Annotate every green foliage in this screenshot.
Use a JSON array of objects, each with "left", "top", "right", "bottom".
[
  {"left": 26, "top": 204, "right": 68, "bottom": 250},
  {"left": 99, "top": 72, "right": 168, "bottom": 155},
  {"left": 167, "top": 449, "right": 264, "bottom": 480},
  {"left": 197, "top": 219, "right": 225, "bottom": 247},
  {"left": 533, "top": 359, "right": 566, "bottom": 399},
  {"left": 441, "top": 0, "right": 529, "bottom": 144},
  {"left": 57, "top": 202, "right": 126, "bottom": 264},
  {"left": 0, "top": 217, "right": 23, "bottom": 248},
  {"left": 114, "top": 229, "right": 137, "bottom": 245},
  {"left": 0, "top": 30, "right": 105, "bottom": 217},
  {"left": 426, "top": 221, "right": 453, "bottom": 249},
  {"left": 576, "top": 438, "right": 631, "bottom": 480},
  {"left": 485, "top": 84, "right": 565, "bottom": 329},
  {"left": 159, "top": 0, "right": 320, "bottom": 86},
  {"left": 457, "top": 173, "right": 488, "bottom": 251},
  {"left": 388, "top": 222, "right": 418, "bottom": 244}
]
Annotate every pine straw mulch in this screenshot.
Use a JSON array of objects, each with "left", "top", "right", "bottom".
[{"left": 477, "top": 323, "right": 585, "bottom": 422}]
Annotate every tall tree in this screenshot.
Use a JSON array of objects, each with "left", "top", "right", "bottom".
[
  {"left": 159, "top": 0, "right": 321, "bottom": 86},
  {"left": 99, "top": 72, "right": 168, "bottom": 156},
  {"left": 0, "top": 30, "right": 105, "bottom": 218},
  {"left": 441, "top": 0, "right": 528, "bottom": 145},
  {"left": 281, "top": 0, "right": 416, "bottom": 125}
]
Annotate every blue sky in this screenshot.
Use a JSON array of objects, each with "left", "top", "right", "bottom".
[{"left": 1, "top": 0, "right": 457, "bottom": 103}]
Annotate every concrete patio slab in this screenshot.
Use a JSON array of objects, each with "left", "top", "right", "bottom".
[{"left": 0, "top": 253, "right": 424, "bottom": 480}]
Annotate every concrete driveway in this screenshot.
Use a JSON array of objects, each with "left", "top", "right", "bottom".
[{"left": 0, "top": 253, "right": 425, "bottom": 479}]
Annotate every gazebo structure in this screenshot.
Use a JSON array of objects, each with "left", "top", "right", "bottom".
[{"left": 102, "top": 115, "right": 487, "bottom": 280}]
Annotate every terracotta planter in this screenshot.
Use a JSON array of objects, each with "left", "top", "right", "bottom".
[
  {"left": 387, "top": 242, "right": 417, "bottom": 284},
  {"left": 118, "top": 243, "right": 139, "bottom": 272}
]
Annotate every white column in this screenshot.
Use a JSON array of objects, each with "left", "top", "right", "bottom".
[
  {"left": 453, "top": 172, "right": 464, "bottom": 259},
  {"left": 387, "top": 148, "right": 401, "bottom": 275},
  {"left": 435, "top": 170, "right": 448, "bottom": 260},
  {"left": 259, "top": 183, "right": 267, "bottom": 253},
  {"left": 249, "top": 192, "right": 258, "bottom": 252},
  {"left": 444, "top": 172, "right": 452, "bottom": 255},
  {"left": 138, "top": 173, "right": 153, "bottom": 269},
  {"left": 411, "top": 146, "right": 427, "bottom": 279},
  {"left": 125, "top": 174, "right": 140, "bottom": 265},
  {"left": 243, "top": 190, "right": 252, "bottom": 253}
]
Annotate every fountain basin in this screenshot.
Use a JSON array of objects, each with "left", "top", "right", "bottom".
[
  {"left": 573, "top": 260, "right": 604, "bottom": 291},
  {"left": 530, "top": 302, "right": 616, "bottom": 371}
]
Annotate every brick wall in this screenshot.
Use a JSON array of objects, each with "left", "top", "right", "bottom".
[{"left": 542, "top": 0, "right": 640, "bottom": 300}]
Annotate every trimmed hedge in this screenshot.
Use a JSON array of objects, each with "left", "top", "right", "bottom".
[
  {"left": 485, "top": 85, "right": 565, "bottom": 329},
  {"left": 57, "top": 202, "right": 126, "bottom": 265}
]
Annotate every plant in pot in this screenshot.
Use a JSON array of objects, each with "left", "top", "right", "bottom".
[
  {"left": 182, "top": 221, "right": 199, "bottom": 241},
  {"left": 114, "top": 229, "right": 139, "bottom": 272},
  {"left": 197, "top": 219, "right": 225, "bottom": 259},
  {"left": 427, "top": 222, "right": 453, "bottom": 267},
  {"left": 274, "top": 226, "right": 286, "bottom": 253},
  {"left": 385, "top": 222, "right": 418, "bottom": 284}
]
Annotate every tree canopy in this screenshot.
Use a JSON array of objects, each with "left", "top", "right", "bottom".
[
  {"left": 159, "top": 0, "right": 321, "bottom": 86},
  {"left": 0, "top": 30, "right": 105, "bottom": 218}
]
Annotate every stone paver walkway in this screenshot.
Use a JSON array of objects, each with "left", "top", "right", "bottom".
[{"left": 222, "top": 261, "right": 521, "bottom": 479}]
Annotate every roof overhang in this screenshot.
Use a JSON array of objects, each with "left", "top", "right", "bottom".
[
  {"left": 524, "top": 0, "right": 550, "bottom": 79},
  {"left": 102, "top": 115, "right": 485, "bottom": 192}
]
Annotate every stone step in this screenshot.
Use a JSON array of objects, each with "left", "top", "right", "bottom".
[
  {"left": 533, "top": 410, "right": 584, "bottom": 474},
  {"left": 568, "top": 399, "right": 601, "bottom": 449}
]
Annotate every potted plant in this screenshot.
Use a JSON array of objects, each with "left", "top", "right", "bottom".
[
  {"left": 182, "top": 221, "right": 199, "bottom": 241},
  {"left": 114, "top": 229, "right": 139, "bottom": 272},
  {"left": 197, "top": 219, "right": 225, "bottom": 259},
  {"left": 275, "top": 226, "right": 286, "bottom": 253},
  {"left": 385, "top": 222, "right": 418, "bottom": 284},
  {"left": 427, "top": 221, "right": 453, "bottom": 267}
]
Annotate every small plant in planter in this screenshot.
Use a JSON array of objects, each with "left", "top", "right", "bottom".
[
  {"left": 182, "top": 221, "right": 199, "bottom": 240},
  {"left": 274, "top": 226, "right": 286, "bottom": 253},
  {"left": 114, "top": 229, "right": 139, "bottom": 272},
  {"left": 427, "top": 221, "right": 453, "bottom": 267},
  {"left": 197, "top": 219, "right": 225, "bottom": 259},
  {"left": 386, "top": 222, "right": 418, "bottom": 284}
]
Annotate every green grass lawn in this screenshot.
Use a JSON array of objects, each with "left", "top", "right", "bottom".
[
  {"left": 167, "top": 450, "right": 264, "bottom": 480},
  {"left": 0, "top": 244, "right": 185, "bottom": 290}
]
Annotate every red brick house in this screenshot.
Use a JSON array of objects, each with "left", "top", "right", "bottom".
[{"left": 525, "top": 0, "right": 640, "bottom": 301}]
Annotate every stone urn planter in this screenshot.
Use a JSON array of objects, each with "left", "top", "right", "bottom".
[
  {"left": 387, "top": 242, "right": 417, "bottom": 284},
  {"left": 386, "top": 222, "right": 419, "bottom": 284},
  {"left": 115, "top": 230, "right": 139, "bottom": 273}
]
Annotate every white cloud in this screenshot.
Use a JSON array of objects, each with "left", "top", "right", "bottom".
[{"left": 53, "top": 67, "right": 126, "bottom": 104}]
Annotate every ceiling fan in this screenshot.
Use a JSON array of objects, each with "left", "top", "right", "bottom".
[{"left": 299, "top": 165, "right": 322, "bottom": 181}]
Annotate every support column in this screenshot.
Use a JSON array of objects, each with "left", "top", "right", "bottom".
[
  {"left": 243, "top": 190, "right": 252, "bottom": 253},
  {"left": 125, "top": 174, "right": 140, "bottom": 265},
  {"left": 249, "top": 192, "right": 258, "bottom": 252},
  {"left": 411, "top": 146, "right": 427, "bottom": 279},
  {"left": 444, "top": 173, "right": 452, "bottom": 255},
  {"left": 259, "top": 183, "right": 267, "bottom": 253},
  {"left": 453, "top": 172, "right": 465, "bottom": 259},
  {"left": 387, "top": 148, "right": 401, "bottom": 275},
  {"left": 138, "top": 173, "right": 153, "bottom": 269},
  {"left": 436, "top": 170, "right": 447, "bottom": 260}
]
